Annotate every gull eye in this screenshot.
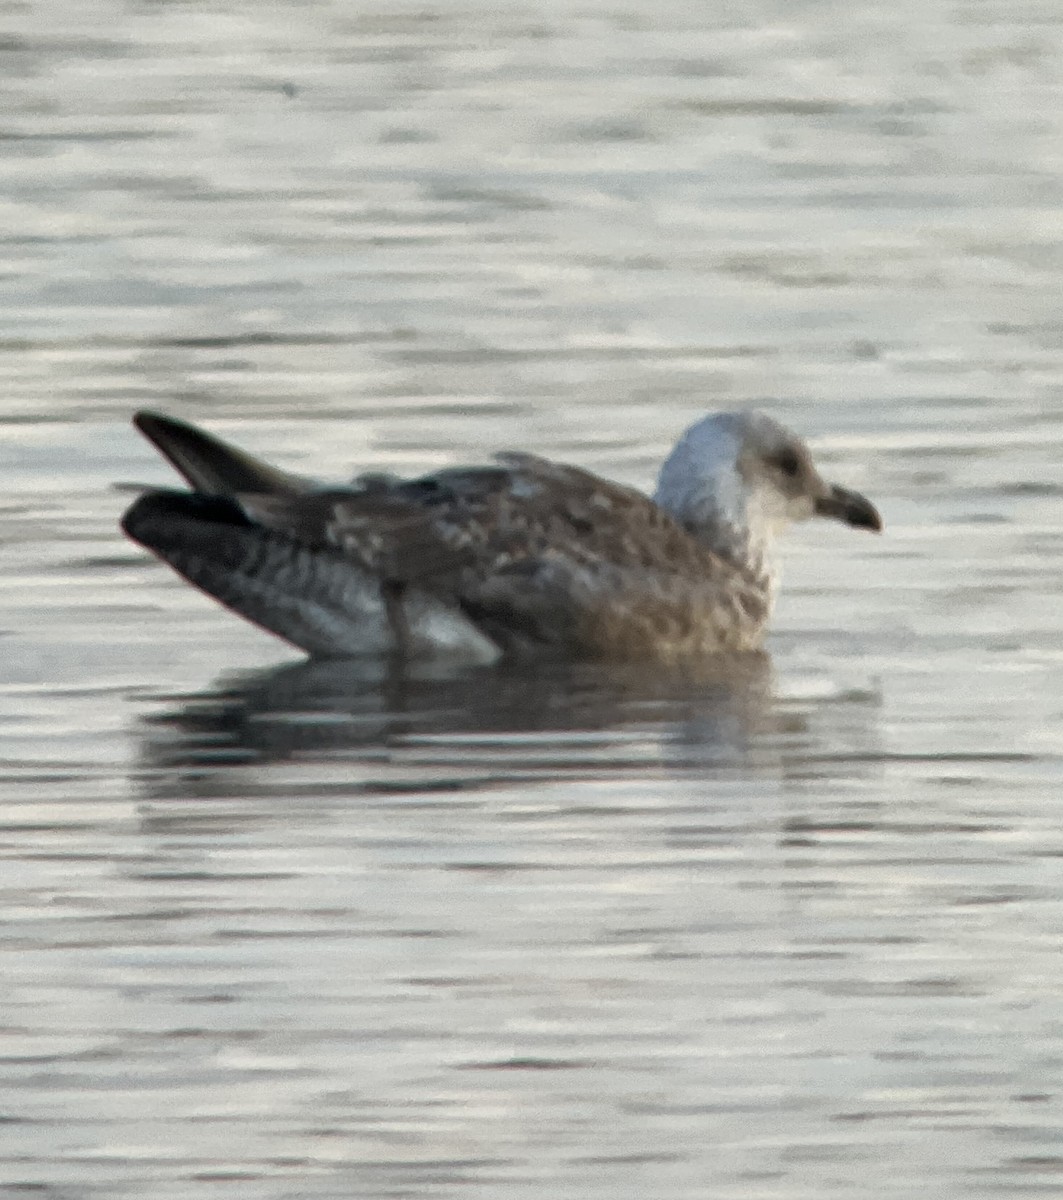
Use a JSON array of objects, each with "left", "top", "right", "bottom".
[{"left": 772, "top": 449, "right": 801, "bottom": 478}]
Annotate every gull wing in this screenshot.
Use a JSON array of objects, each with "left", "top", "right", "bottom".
[
  {"left": 244, "top": 452, "right": 770, "bottom": 657},
  {"left": 132, "top": 411, "right": 315, "bottom": 497},
  {"left": 123, "top": 412, "right": 493, "bottom": 657},
  {"left": 123, "top": 416, "right": 768, "bottom": 659}
]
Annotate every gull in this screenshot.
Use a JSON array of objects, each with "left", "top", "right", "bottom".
[{"left": 121, "top": 410, "right": 881, "bottom": 662}]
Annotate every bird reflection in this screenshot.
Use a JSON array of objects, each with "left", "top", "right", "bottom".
[{"left": 137, "top": 652, "right": 776, "bottom": 792}]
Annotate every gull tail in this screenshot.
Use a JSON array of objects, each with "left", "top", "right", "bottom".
[
  {"left": 121, "top": 489, "right": 395, "bottom": 657},
  {"left": 132, "top": 410, "right": 312, "bottom": 497},
  {"left": 123, "top": 412, "right": 500, "bottom": 661}
]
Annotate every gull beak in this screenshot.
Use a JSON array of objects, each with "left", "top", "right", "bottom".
[{"left": 814, "top": 483, "right": 882, "bottom": 532}]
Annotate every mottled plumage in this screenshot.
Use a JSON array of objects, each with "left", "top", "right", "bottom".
[{"left": 121, "top": 410, "right": 881, "bottom": 661}]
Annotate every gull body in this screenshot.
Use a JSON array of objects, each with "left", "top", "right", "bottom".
[{"left": 121, "top": 410, "right": 881, "bottom": 662}]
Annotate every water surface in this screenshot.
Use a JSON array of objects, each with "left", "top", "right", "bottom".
[{"left": 3, "top": 1, "right": 1063, "bottom": 1197}]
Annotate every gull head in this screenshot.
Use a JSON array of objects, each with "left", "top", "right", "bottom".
[{"left": 653, "top": 410, "right": 881, "bottom": 577}]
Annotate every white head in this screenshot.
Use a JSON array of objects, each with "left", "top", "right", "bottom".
[{"left": 653, "top": 411, "right": 880, "bottom": 580}]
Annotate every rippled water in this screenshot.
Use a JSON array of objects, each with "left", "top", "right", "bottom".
[{"left": 4, "top": 1, "right": 1063, "bottom": 1197}]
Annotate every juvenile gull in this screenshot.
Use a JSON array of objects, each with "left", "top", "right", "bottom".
[{"left": 121, "top": 410, "right": 881, "bottom": 661}]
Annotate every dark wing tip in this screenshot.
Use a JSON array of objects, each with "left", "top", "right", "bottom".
[
  {"left": 133, "top": 409, "right": 171, "bottom": 433},
  {"left": 122, "top": 489, "right": 253, "bottom": 549},
  {"left": 132, "top": 409, "right": 196, "bottom": 446},
  {"left": 129, "top": 410, "right": 312, "bottom": 498}
]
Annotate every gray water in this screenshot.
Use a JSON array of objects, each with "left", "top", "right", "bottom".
[{"left": 3, "top": 1, "right": 1063, "bottom": 1196}]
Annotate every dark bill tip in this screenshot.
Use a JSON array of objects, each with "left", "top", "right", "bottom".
[{"left": 815, "top": 483, "right": 883, "bottom": 532}]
